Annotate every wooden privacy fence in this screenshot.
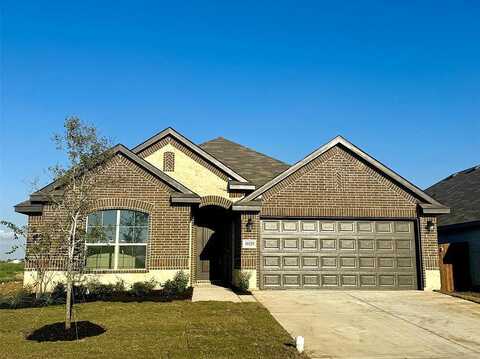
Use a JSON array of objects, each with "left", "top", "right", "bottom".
[{"left": 438, "top": 242, "right": 471, "bottom": 293}]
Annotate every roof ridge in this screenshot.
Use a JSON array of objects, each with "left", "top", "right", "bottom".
[{"left": 201, "top": 136, "right": 289, "bottom": 166}]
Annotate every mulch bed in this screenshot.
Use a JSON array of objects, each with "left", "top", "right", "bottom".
[{"left": 26, "top": 321, "right": 106, "bottom": 342}]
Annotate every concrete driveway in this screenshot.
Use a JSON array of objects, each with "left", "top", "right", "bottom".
[{"left": 254, "top": 291, "right": 480, "bottom": 359}]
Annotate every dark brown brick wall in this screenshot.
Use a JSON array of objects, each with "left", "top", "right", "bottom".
[
  {"left": 261, "top": 146, "right": 418, "bottom": 218},
  {"left": 25, "top": 154, "right": 192, "bottom": 273},
  {"left": 247, "top": 144, "right": 439, "bottom": 289}
]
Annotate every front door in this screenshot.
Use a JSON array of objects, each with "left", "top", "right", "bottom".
[
  {"left": 196, "top": 226, "right": 215, "bottom": 281},
  {"left": 195, "top": 207, "right": 232, "bottom": 284}
]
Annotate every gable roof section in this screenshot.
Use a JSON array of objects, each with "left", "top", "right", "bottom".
[
  {"left": 132, "top": 128, "right": 249, "bottom": 183},
  {"left": 200, "top": 137, "right": 290, "bottom": 188},
  {"left": 240, "top": 136, "right": 449, "bottom": 214},
  {"left": 426, "top": 165, "right": 480, "bottom": 226},
  {"left": 15, "top": 144, "right": 197, "bottom": 214}
]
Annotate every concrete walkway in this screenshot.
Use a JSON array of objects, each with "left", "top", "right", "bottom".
[
  {"left": 255, "top": 290, "right": 480, "bottom": 359},
  {"left": 192, "top": 285, "right": 241, "bottom": 302}
]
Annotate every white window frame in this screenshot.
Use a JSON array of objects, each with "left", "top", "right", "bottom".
[{"left": 85, "top": 209, "right": 148, "bottom": 270}]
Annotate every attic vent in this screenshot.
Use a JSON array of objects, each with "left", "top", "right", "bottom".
[{"left": 163, "top": 151, "right": 175, "bottom": 172}]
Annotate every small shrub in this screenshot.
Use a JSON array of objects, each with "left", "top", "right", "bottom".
[
  {"left": 237, "top": 271, "right": 251, "bottom": 293},
  {"left": 35, "top": 293, "right": 55, "bottom": 307},
  {"left": 86, "top": 280, "right": 115, "bottom": 300},
  {"left": 112, "top": 278, "right": 126, "bottom": 292},
  {"left": 51, "top": 282, "right": 66, "bottom": 302},
  {"left": 7, "top": 288, "right": 33, "bottom": 309},
  {"left": 163, "top": 271, "right": 189, "bottom": 297},
  {"left": 130, "top": 279, "right": 157, "bottom": 297},
  {"left": 74, "top": 284, "right": 88, "bottom": 299}
]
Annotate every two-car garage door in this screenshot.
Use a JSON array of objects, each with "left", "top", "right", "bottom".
[{"left": 260, "top": 220, "right": 418, "bottom": 290}]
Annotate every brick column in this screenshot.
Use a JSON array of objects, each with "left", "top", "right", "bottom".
[
  {"left": 419, "top": 216, "right": 440, "bottom": 290},
  {"left": 233, "top": 212, "right": 260, "bottom": 289}
]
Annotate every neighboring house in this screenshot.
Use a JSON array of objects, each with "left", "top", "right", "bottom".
[
  {"left": 426, "top": 165, "right": 480, "bottom": 289},
  {"left": 15, "top": 128, "right": 449, "bottom": 291}
]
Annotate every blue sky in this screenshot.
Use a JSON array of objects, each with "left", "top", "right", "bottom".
[{"left": 1, "top": 1, "right": 479, "bottom": 257}]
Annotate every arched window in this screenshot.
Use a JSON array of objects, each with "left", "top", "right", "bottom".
[{"left": 85, "top": 209, "right": 149, "bottom": 270}]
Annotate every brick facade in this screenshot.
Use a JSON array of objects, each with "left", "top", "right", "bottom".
[
  {"left": 261, "top": 146, "right": 418, "bottom": 218},
  {"left": 25, "top": 154, "right": 192, "bottom": 275},
  {"left": 22, "top": 137, "right": 442, "bottom": 291},
  {"left": 241, "top": 145, "right": 440, "bottom": 290}
]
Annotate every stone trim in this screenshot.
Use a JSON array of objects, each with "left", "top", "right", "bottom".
[
  {"left": 90, "top": 198, "right": 154, "bottom": 213},
  {"left": 199, "top": 195, "right": 233, "bottom": 209}
]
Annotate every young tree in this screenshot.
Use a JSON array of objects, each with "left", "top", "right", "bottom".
[
  {"left": 3, "top": 117, "right": 115, "bottom": 330},
  {"left": 0, "top": 221, "right": 59, "bottom": 298}
]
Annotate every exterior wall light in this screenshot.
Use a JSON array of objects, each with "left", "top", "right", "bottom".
[
  {"left": 426, "top": 220, "right": 435, "bottom": 232},
  {"left": 246, "top": 218, "right": 254, "bottom": 232}
]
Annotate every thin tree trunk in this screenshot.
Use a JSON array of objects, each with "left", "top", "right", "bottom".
[{"left": 65, "top": 278, "right": 72, "bottom": 330}]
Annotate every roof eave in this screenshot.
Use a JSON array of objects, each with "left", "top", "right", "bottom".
[
  {"left": 232, "top": 200, "right": 262, "bottom": 211},
  {"left": 170, "top": 193, "right": 201, "bottom": 204},
  {"left": 132, "top": 127, "right": 249, "bottom": 183},
  {"left": 419, "top": 203, "right": 451, "bottom": 215},
  {"left": 240, "top": 135, "right": 447, "bottom": 209},
  {"left": 14, "top": 201, "right": 43, "bottom": 215}
]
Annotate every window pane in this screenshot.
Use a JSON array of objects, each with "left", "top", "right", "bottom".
[
  {"left": 119, "top": 226, "right": 134, "bottom": 243},
  {"left": 120, "top": 210, "right": 135, "bottom": 226},
  {"left": 87, "top": 212, "right": 101, "bottom": 226},
  {"left": 134, "top": 227, "right": 148, "bottom": 243},
  {"left": 86, "top": 225, "right": 106, "bottom": 243},
  {"left": 135, "top": 212, "right": 149, "bottom": 226},
  {"left": 85, "top": 246, "right": 114, "bottom": 269},
  {"left": 104, "top": 225, "right": 116, "bottom": 242},
  {"left": 118, "top": 246, "right": 146, "bottom": 269},
  {"left": 102, "top": 210, "right": 117, "bottom": 226}
]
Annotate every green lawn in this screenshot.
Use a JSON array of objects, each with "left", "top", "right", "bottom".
[
  {"left": 0, "top": 301, "right": 308, "bottom": 359},
  {"left": 0, "top": 261, "right": 24, "bottom": 282}
]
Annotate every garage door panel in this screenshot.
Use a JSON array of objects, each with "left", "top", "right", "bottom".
[
  {"left": 282, "top": 221, "right": 299, "bottom": 232},
  {"left": 283, "top": 238, "right": 300, "bottom": 250},
  {"left": 376, "top": 222, "right": 392, "bottom": 233},
  {"left": 340, "top": 257, "right": 357, "bottom": 268},
  {"left": 320, "top": 221, "right": 336, "bottom": 232},
  {"left": 320, "top": 238, "right": 337, "bottom": 250},
  {"left": 303, "top": 274, "right": 320, "bottom": 287},
  {"left": 263, "top": 238, "right": 281, "bottom": 251},
  {"left": 339, "top": 238, "right": 356, "bottom": 250},
  {"left": 300, "top": 221, "right": 318, "bottom": 232},
  {"left": 338, "top": 222, "right": 355, "bottom": 233},
  {"left": 261, "top": 219, "right": 418, "bottom": 290},
  {"left": 301, "top": 238, "right": 318, "bottom": 250},
  {"left": 302, "top": 256, "right": 319, "bottom": 268}
]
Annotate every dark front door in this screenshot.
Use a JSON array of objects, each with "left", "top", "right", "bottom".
[
  {"left": 195, "top": 207, "right": 232, "bottom": 284},
  {"left": 197, "top": 226, "right": 215, "bottom": 281}
]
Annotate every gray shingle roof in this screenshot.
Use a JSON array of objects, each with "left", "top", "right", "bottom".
[
  {"left": 199, "top": 137, "right": 290, "bottom": 187},
  {"left": 426, "top": 165, "right": 480, "bottom": 226}
]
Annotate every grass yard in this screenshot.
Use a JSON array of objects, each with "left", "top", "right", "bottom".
[
  {"left": 1, "top": 300, "right": 309, "bottom": 359},
  {"left": 0, "top": 261, "right": 24, "bottom": 282}
]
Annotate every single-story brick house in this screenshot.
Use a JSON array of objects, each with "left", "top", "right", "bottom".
[
  {"left": 15, "top": 128, "right": 449, "bottom": 290},
  {"left": 426, "top": 165, "right": 480, "bottom": 289}
]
